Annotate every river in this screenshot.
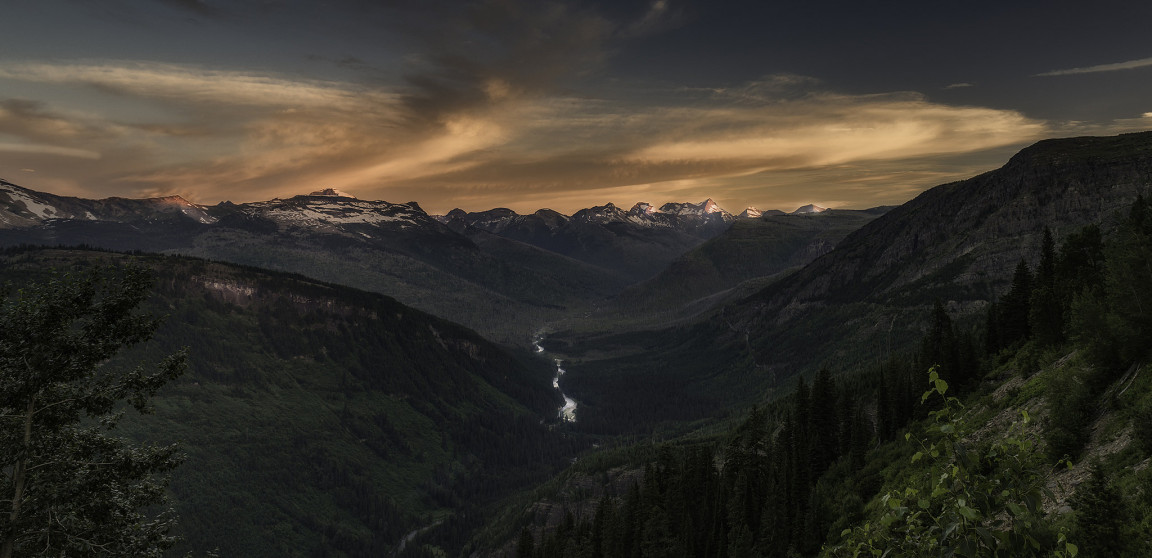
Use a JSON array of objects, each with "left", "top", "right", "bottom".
[{"left": 534, "top": 334, "right": 577, "bottom": 422}]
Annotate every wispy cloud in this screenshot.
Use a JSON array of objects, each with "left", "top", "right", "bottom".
[
  {"left": 1035, "top": 56, "right": 1152, "bottom": 76},
  {"left": 627, "top": 92, "right": 1044, "bottom": 168},
  {"left": 0, "top": 142, "right": 101, "bottom": 159},
  {"left": 0, "top": 61, "right": 394, "bottom": 110},
  {"left": 944, "top": 82, "right": 974, "bottom": 89},
  {"left": 0, "top": 57, "right": 1058, "bottom": 213}
]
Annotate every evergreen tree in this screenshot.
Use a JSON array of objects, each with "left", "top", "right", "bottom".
[
  {"left": 999, "top": 259, "right": 1034, "bottom": 347},
  {"left": 808, "top": 369, "right": 838, "bottom": 474},
  {"left": 1056, "top": 224, "right": 1105, "bottom": 302},
  {"left": 1071, "top": 464, "right": 1130, "bottom": 557},
  {"left": 921, "top": 300, "right": 958, "bottom": 384},
  {"left": 1030, "top": 282, "right": 1063, "bottom": 347},
  {"left": 1104, "top": 194, "right": 1152, "bottom": 365},
  {"left": 0, "top": 266, "right": 187, "bottom": 558},
  {"left": 1031, "top": 228, "right": 1065, "bottom": 346}
]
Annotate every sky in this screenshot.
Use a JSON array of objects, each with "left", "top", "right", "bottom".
[{"left": 0, "top": 0, "right": 1150, "bottom": 215}]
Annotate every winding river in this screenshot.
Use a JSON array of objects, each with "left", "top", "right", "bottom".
[{"left": 534, "top": 334, "right": 577, "bottom": 422}]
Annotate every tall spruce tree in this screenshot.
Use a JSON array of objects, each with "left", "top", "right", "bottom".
[
  {"left": 0, "top": 266, "right": 186, "bottom": 558},
  {"left": 1056, "top": 224, "right": 1104, "bottom": 302},
  {"left": 921, "top": 300, "right": 958, "bottom": 383},
  {"left": 999, "top": 258, "right": 1034, "bottom": 348},
  {"left": 1105, "top": 194, "right": 1152, "bottom": 365},
  {"left": 1031, "top": 228, "right": 1065, "bottom": 346},
  {"left": 1071, "top": 464, "right": 1130, "bottom": 557}
]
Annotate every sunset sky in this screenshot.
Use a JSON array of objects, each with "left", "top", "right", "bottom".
[{"left": 1, "top": 0, "right": 1150, "bottom": 214}]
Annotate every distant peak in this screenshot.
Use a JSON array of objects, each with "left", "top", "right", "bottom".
[
  {"left": 308, "top": 188, "right": 356, "bottom": 198},
  {"left": 630, "top": 202, "right": 658, "bottom": 215},
  {"left": 790, "top": 204, "right": 828, "bottom": 215},
  {"left": 738, "top": 207, "right": 762, "bottom": 218}
]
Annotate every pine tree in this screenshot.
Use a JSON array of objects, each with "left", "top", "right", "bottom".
[
  {"left": 1104, "top": 195, "right": 1152, "bottom": 365},
  {"left": 808, "top": 369, "right": 838, "bottom": 474},
  {"left": 1031, "top": 228, "right": 1065, "bottom": 346},
  {"left": 1071, "top": 464, "right": 1130, "bottom": 557},
  {"left": 999, "top": 259, "right": 1034, "bottom": 347},
  {"left": 921, "top": 300, "right": 958, "bottom": 384},
  {"left": 0, "top": 266, "right": 187, "bottom": 558},
  {"left": 1056, "top": 224, "right": 1104, "bottom": 302}
]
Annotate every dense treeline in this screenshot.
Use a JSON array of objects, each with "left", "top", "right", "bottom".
[{"left": 517, "top": 196, "right": 1152, "bottom": 558}]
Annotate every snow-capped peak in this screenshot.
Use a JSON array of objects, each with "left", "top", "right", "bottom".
[
  {"left": 738, "top": 207, "right": 762, "bottom": 219},
  {"left": 659, "top": 199, "right": 715, "bottom": 216},
  {"left": 630, "top": 202, "right": 658, "bottom": 215},
  {"left": 790, "top": 204, "right": 828, "bottom": 215}
]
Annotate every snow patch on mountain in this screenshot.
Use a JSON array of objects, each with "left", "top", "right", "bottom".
[
  {"left": 245, "top": 197, "right": 429, "bottom": 230},
  {"left": 1, "top": 184, "right": 56, "bottom": 219},
  {"left": 790, "top": 204, "right": 828, "bottom": 215}
]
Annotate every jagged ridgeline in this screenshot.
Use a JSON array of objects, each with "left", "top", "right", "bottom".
[{"left": 0, "top": 248, "right": 581, "bottom": 557}]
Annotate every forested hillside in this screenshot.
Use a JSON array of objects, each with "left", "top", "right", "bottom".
[{"left": 0, "top": 248, "right": 585, "bottom": 557}]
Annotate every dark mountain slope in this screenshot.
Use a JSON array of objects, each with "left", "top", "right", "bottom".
[
  {"left": 617, "top": 209, "right": 886, "bottom": 311},
  {"left": 737, "top": 131, "right": 1152, "bottom": 370},
  {"left": 0, "top": 247, "right": 580, "bottom": 557}
]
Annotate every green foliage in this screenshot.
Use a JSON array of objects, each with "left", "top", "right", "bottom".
[
  {"left": 1068, "top": 196, "right": 1152, "bottom": 371},
  {"left": 1102, "top": 195, "right": 1152, "bottom": 364},
  {"left": 826, "top": 367, "right": 1075, "bottom": 558},
  {"left": 0, "top": 266, "right": 186, "bottom": 557}
]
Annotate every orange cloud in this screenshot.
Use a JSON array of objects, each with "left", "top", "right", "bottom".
[{"left": 0, "top": 60, "right": 1082, "bottom": 214}]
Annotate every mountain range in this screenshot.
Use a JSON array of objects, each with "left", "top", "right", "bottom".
[{"left": 0, "top": 181, "right": 856, "bottom": 342}]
